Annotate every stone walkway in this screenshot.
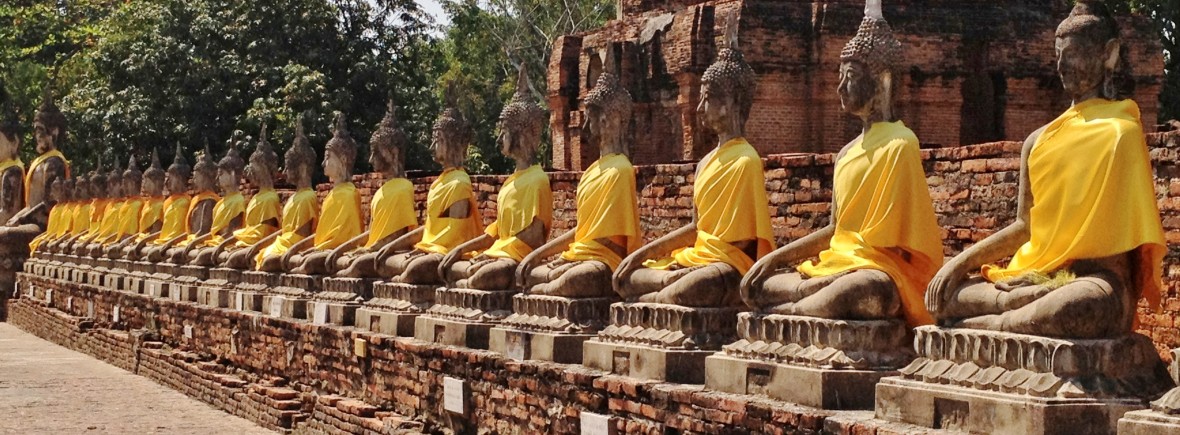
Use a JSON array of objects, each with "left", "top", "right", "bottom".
[{"left": 0, "top": 323, "right": 275, "bottom": 434}]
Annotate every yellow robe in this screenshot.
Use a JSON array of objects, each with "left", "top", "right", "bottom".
[
  {"left": 255, "top": 188, "right": 318, "bottom": 268},
  {"left": 561, "top": 153, "right": 641, "bottom": 270},
  {"left": 138, "top": 197, "right": 165, "bottom": 234},
  {"left": 363, "top": 178, "right": 417, "bottom": 249},
  {"left": 82, "top": 199, "right": 111, "bottom": 241},
  {"left": 202, "top": 192, "right": 247, "bottom": 247},
  {"left": 179, "top": 191, "right": 219, "bottom": 244},
  {"left": 24, "top": 149, "right": 68, "bottom": 204},
  {"left": 797, "top": 121, "right": 942, "bottom": 327},
  {"left": 102, "top": 198, "right": 144, "bottom": 245},
  {"left": 231, "top": 189, "right": 281, "bottom": 247},
  {"left": 481, "top": 165, "right": 552, "bottom": 261},
  {"left": 93, "top": 200, "right": 125, "bottom": 243},
  {"left": 28, "top": 200, "right": 64, "bottom": 251},
  {"left": 982, "top": 98, "right": 1166, "bottom": 309},
  {"left": 415, "top": 168, "right": 483, "bottom": 254},
  {"left": 71, "top": 202, "right": 92, "bottom": 236},
  {"left": 148, "top": 195, "right": 191, "bottom": 244},
  {"left": 312, "top": 182, "right": 362, "bottom": 250},
  {"left": 645, "top": 137, "right": 775, "bottom": 274}
]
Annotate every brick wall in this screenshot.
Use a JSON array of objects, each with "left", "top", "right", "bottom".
[{"left": 546, "top": 0, "right": 1164, "bottom": 170}]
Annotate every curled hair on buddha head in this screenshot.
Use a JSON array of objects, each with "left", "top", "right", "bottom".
[
  {"left": 498, "top": 65, "right": 547, "bottom": 156},
  {"left": 702, "top": 10, "right": 757, "bottom": 126},
  {"left": 35, "top": 85, "right": 68, "bottom": 145},
  {"left": 218, "top": 137, "right": 246, "bottom": 176},
  {"left": 167, "top": 142, "right": 191, "bottom": 181},
  {"left": 1056, "top": 0, "right": 1131, "bottom": 100},
  {"left": 90, "top": 154, "right": 107, "bottom": 193},
  {"left": 433, "top": 82, "right": 473, "bottom": 167},
  {"left": 285, "top": 114, "right": 317, "bottom": 185},
  {"left": 145, "top": 148, "right": 165, "bottom": 186},
  {"left": 62, "top": 176, "right": 75, "bottom": 200},
  {"left": 371, "top": 99, "right": 407, "bottom": 176},
  {"left": 584, "top": 44, "right": 634, "bottom": 155},
  {"left": 250, "top": 123, "right": 279, "bottom": 181},
  {"left": 193, "top": 140, "right": 217, "bottom": 183},
  {"left": 124, "top": 153, "right": 143, "bottom": 188},
  {"left": 325, "top": 111, "right": 358, "bottom": 172},
  {"left": 839, "top": 0, "right": 903, "bottom": 120}
]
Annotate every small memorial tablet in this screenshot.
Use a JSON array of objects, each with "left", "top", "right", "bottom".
[
  {"left": 443, "top": 376, "right": 467, "bottom": 414},
  {"left": 313, "top": 303, "right": 328, "bottom": 324},
  {"left": 184, "top": 324, "right": 193, "bottom": 339},
  {"left": 269, "top": 297, "right": 283, "bottom": 317},
  {"left": 580, "top": 411, "right": 617, "bottom": 435},
  {"left": 112, "top": 305, "right": 120, "bottom": 323}
]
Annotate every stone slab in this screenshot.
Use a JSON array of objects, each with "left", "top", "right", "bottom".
[
  {"left": 354, "top": 308, "right": 419, "bottom": 337},
  {"left": 704, "top": 353, "right": 890, "bottom": 410},
  {"left": 414, "top": 315, "right": 495, "bottom": 350},
  {"left": 1118, "top": 409, "right": 1180, "bottom": 435},
  {"left": 875, "top": 376, "right": 1144, "bottom": 435},
  {"left": 268, "top": 294, "right": 308, "bottom": 320},
  {"left": 234, "top": 291, "right": 265, "bottom": 312},
  {"left": 310, "top": 301, "right": 358, "bottom": 326},
  {"left": 596, "top": 302, "right": 740, "bottom": 350},
  {"left": 197, "top": 287, "right": 232, "bottom": 308},
  {"left": 488, "top": 327, "right": 594, "bottom": 364},
  {"left": 582, "top": 339, "right": 713, "bottom": 384}
]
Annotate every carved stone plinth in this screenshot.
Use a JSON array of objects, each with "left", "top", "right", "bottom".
[
  {"left": 354, "top": 281, "right": 437, "bottom": 336},
  {"left": 1118, "top": 349, "right": 1180, "bottom": 434},
  {"left": 489, "top": 294, "right": 613, "bottom": 363},
  {"left": 234, "top": 271, "right": 278, "bottom": 312},
  {"left": 413, "top": 287, "right": 517, "bottom": 349},
  {"left": 875, "top": 326, "right": 1173, "bottom": 435},
  {"left": 310, "top": 277, "right": 375, "bottom": 326},
  {"left": 168, "top": 265, "right": 207, "bottom": 302},
  {"left": 582, "top": 303, "right": 740, "bottom": 383},
  {"left": 705, "top": 313, "right": 911, "bottom": 409},
  {"left": 266, "top": 274, "right": 323, "bottom": 320},
  {"left": 197, "top": 268, "right": 241, "bottom": 308}
]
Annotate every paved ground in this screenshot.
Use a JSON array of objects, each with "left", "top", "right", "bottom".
[{"left": 0, "top": 323, "right": 275, "bottom": 434}]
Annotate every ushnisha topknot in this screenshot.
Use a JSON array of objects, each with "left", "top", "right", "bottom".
[
  {"left": 194, "top": 140, "right": 217, "bottom": 178},
  {"left": 218, "top": 137, "right": 246, "bottom": 174},
  {"left": 90, "top": 154, "right": 107, "bottom": 187},
  {"left": 325, "top": 111, "right": 358, "bottom": 169},
  {"left": 840, "top": 0, "right": 903, "bottom": 76},
  {"left": 124, "top": 154, "right": 142, "bottom": 181},
  {"left": 433, "top": 81, "right": 473, "bottom": 148},
  {"left": 498, "top": 66, "right": 546, "bottom": 140},
  {"left": 701, "top": 11, "right": 757, "bottom": 121},
  {"left": 371, "top": 99, "right": 407, "bottom": 155},
  {"left": 285, "top": 115, "right": 317, "bottom": 170},
  {"left": 34, "top": 85, "right": 68, "bottom": 142},
  {"left": 1056, "top": 0, "right": 1118, "bottom": 42},
  {"left": 168, "top": 142, "right": 192, "bottom": 180},
  {"left": 145, "top": 148, "right": 165, "bottom": 184},
  {"left": 250, "top": 123, "right": 279, "bottom": 178},
  {"left": 584, "top": 45, "right": 633, "bottom": 120}
]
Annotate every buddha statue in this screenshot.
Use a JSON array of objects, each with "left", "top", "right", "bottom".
[
  {"left": 81, "top": 158, "right": 126, "bottom": 256},
  {"left": 46, "top": 175, "right": 89, "bottom": 254},
  {"left": 612, "top": 19, "right": 774, "bottom": 307},
  {"left": 0, "top": 87, "right": 70, "bottom": 251},
  {"left": 255, "top": 118, "right": 319, "bottom": 271},
  {"left": 186, "top": 140, "right": 249, "bottom": 266},
  {"left": 374, "top": 85, "right": 482, "bottom": 284},
  {"left": 924, "top": 1, "right": 1166, "bottom": 338},
  {"left": 514, "top": 50, "right": 640, "bottom": 297},
  {"left": 93, "top": 155, "right": 145, "bottom": 258},
  {"left": 739, "top": 1, "right": 941, "bottom": 326},
  {"left": 439, "top": 68, "right": 552, "bottom": 290},
  {"left": 126, "top": 144, "right": 192, "bottom": 261},
  {"left": 279, "top": 112, "right": 364, "bottom": 275},
  {"left": 211, "top": 124, "right": 282, "bottom": 269},
  {"left": 63, "top": 162, "right": 110, "bottom": 255},
  {"left": 28, "top": 178, "right": 66, "bottom": 253},
  {"left": 0, "top": 100, "right": 23, "bottom": 224},
  {"left": 106, "top": 150, "right": 165, "bottom": 258},
  {"left": 144, "top": 145, "right": 217, "bottom": 264},
  {"left": 330, "top": 100, "right": 417, "bottom": 278}
]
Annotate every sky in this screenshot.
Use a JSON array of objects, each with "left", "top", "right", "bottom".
[{"left": 419, "top": 0, "right": 449, "bottom": 27}]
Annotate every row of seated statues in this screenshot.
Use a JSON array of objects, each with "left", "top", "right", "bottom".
[{"left": 11, "top": 0, "right": 1161, "bottom": 342}]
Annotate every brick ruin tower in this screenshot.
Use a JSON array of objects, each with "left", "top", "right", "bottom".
[{"left": 546, "top": 0, "right": 1164, "bottom": 170}]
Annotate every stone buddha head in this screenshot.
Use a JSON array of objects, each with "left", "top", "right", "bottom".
[
  {"left": 0, "top": 85, "right": 19, "bottom": 160},
  {"left": 217, "top": 141, "right": 245, "bottom": 193},
  {"left": 34, "top": 86, "right": 67, "bottom": 154},
  {"left": 497, "top": 67, "right": 546, "bottom": 167},
  {"left": 323, "top": 112, "right": 357, "bottom": 184},
  {"left": 193, "top": 143, "right": 217, "bottom": 193},
  {"left": 89, "top": 158, "right": 108, "bottom": 200},
  {"left": 106, "top": 158, "right": 123, "bottom": 199},
  {"left": 285, "top": 116, "right": 316, "bottom": 190},
  {"left": 123, "top": 155, "right": 142, "bottom": 197},
  {"left": 143, "top": 149, "right": 165, "bottom": 197},
  {"left": 697, "top": 13, "right": 756, "bottom": 139},
  {"left": 1055, "top": 1, "right": 1125, "bottom": 102},
  {"left": 370, "top": 99, "right": 407, "bottom": 179},
  {"left": 246, "top": 124, "right": 279, "bottom": 190},
  {"left": 74, "top": 175, "right": 90, "bottom": 202},
  {"left": 583, "top": 47, "right": 633, "bottom": 157},
  {"left": 165, "top": 143, "right": 191, "bottom": 196},
  {"left": 431, "top": 83, "right": 472, "bottom": 170},
  {"left": 838, "top": 0, "right": 902, "bottom": 123},
  {"left": 49, "top": 177, "right": 65, "bottom": 204}
]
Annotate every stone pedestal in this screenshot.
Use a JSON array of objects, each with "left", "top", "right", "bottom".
[
  {"left": 234, "top": 271, "right": 278, "bottom": 312},
  {"left": 197, "top": 268, "right": 241, "bottom": 308},
  {"left": 489, "top": 294, "right": 613, "bottom": 363},
  {"left": 267, "top": 274, "right": 323, "bottom": 320},
  {"left": 354, "top": 281, "right": 437, "bottom": 336},
  {"left": 168, "top": 265, "right": 207, "bottom": 302},
  {"left": 875, "top": 326, "right": 1172, "bottom": 435},
  {"left": 705, "top": 313, "right": 911, "bottom": 410},
  {"left": 413, "top": 287, "right": 516, "bottom": 349},
  {"left": 310, "top": 277, "right": 375, "bottom": 326},
  {"left": 582, "top": 303, "right": 740, "bottom": 384},
  {"left": 1118, "top": 348, "right": 1180, "bottom": 434}
]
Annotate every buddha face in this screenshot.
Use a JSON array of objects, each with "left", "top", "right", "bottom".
[
  {"left": 370, "top": 142, "right": 397, "bottom": 174},
  {"left": 193, "top": 169, "right": 215, "bottom": 192},
  {"left": 74, "top": 180, "right": 89, "bottom": 201},
  {"left": 0, "top": 131, "right": 18, "bottom": 160},
  {"left": 33, "top": 121, "right": 59, "bottom": 154},
  {"left": 217, "top": 167, "right": 237, "bottom": 192},
  {"left": 143, "top": 176, "right": 163, "bottom": 197},
  {"left": 838, "top": 61, "right": 878, "bottom": 116},
  {"left": 90, "top": 177, "right": 106, "bottom": 199},
  {"left": 50, "top": 181, "right": 65, "bottom": 203},
  {"left": 582, "top": 106, "right": 613, "bottom": 151},
  {"left": 165, "top": 170, "right": 186, "bottom": 195},
  {"left": 696, "top": 84, "right": 732, "bottom": 135},
  {"left": 122, "top": 176, "right": 139, "bottom": 197},
  {"left": 323, "top": 148, "right": 348, "bottom": 183},
  {"left": 1056, "top": 34, "right": 1118, "bottom": 101},
  {"left": 245, "top": 161, "right": 269, "bottom": 187},
  {"left": 108, "top": 176, "right": 123, "bottom": 198}
]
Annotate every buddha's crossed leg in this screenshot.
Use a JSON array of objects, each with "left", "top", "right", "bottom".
[
  {"left": 620, "top": 263, "right": 742, "bottom": 307},
  {"left": 944, "top": 270, "right": 1132, "bottom": 338},
  {"left": 526, "top": 258, "right": 612, "bottom": 298},
  {"left": 755, "top": 269, "right": 900, "bottom": 319},
  {"left": 445, "top": 257, "right": 516, "bottom": 290}
]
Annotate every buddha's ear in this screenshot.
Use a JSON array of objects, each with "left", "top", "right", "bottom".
[
  {"left": 877, "top": 70, "right": 894, "bottom": 120},
  {"left": 1103, "top": 39, "right": 1120, "bottom": 71}
]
